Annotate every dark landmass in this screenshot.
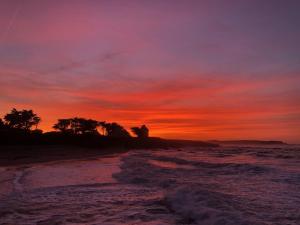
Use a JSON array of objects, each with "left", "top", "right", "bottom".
[
  {"left": 0, "top": 131, "right": 217, "bottom": 166},
  {"left": 210, "top": 140, "right": 288, "bottom": 146},
  {"left": 0, "top": 129, "right": 217, "bottom": 149},
  {"left": 0, "top": 107, "right": 289, "bottom": 167}
]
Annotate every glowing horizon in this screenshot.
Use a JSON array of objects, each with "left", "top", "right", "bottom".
[{"left": 0, "top": 0, "right": 299, "bottom": 143}]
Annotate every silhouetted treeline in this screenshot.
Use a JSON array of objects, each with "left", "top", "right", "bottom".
[
  {"left": 0, "top": 108, "right": 217, "bottom": 149},
  {"left": 0, "top": 108, "right": 151, "bottom": 146},
  {"left": 52, "top": 118, "right": 131, "bottom": 137}
]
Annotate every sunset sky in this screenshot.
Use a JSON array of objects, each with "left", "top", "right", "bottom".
[{"left": 0, "top": 0, "right": 299, "bottom": 143}]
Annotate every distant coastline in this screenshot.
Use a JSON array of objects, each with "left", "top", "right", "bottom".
[{"left": 210, "top": 140, "right": 288, "bottom": 146}]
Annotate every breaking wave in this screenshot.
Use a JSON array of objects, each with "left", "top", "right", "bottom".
[{"left": 114, "top": 146, "right": 300, "bottom": 225}]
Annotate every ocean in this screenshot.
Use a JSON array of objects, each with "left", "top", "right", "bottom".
[{"left": 0, "top": 145, "right": 299, "bottom": 224}]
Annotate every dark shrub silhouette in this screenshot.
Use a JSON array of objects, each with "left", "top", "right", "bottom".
[
  {"left": 53, "top": 118, "right": 101, "bottom": 135},
  {"left": 3, "top": 108, "right": 41, "bottom": 130},
  {"left": 101, "top": 122, "right": 131, "bottom": 137},
  {"left": 131, "top": 125, "right": 149, "bottom": 138},
  {"left": 31, "top": 129, "right": 43, "bottom": 135}
]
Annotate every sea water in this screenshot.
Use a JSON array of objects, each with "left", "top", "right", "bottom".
[{"left": 0, "top": 145, "right": 299, "bottom": 224}]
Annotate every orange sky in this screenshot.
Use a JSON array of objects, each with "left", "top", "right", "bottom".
[{"left": 0, "top": 1, "right": 299, "bottom": 143}]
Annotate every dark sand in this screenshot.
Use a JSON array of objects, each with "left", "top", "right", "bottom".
[
  {"left": 0, "top": 145, "right": 128, "bottom": 167},
  {"left": 0, "top": 139, "right": 218, "bottom": 167}
]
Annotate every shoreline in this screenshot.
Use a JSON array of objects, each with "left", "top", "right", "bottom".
[
  {"left": 0, "top": 145, "right": 129, "bottom": 167},
  {"left": 0, "top": 137, "right": 218, "bottom": 167}
]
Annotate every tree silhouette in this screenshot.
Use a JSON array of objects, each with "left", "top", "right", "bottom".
[
  {"left": 53, "top": 119, "right": 72, "bottom": 133},
  {"left": 70, "top": 117, "right": 81, "bottom": 134},
  {"left": 101, "top": 122, "right": 131, "bottom": 137},
  {"left": 98, "top": 121, "right": 107, "bottom": 135},
  {"left": 79, "top": 118, "right": 99, "bottom": 134},
  {"left": 33, "top": 116, "right": 41, "bottom": 129},
  {"left": 53, "top": 118, "right": 102, "bottom": 135},
  {"left": 131, "top": 125, "right": 149, "bottom": 138},
  {"left": 71, "top": 118, "right": 99, "bottom": 134},
  {"left": 4, "top": 108, "right": 41, "bottom": 130}
]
